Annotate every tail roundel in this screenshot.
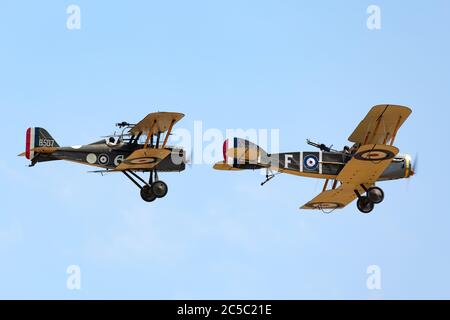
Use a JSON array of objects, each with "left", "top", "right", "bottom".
[{"left": 25, "top": 127, "right": 59, "bottom": 160}]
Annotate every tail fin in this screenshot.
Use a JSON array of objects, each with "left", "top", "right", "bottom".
[
  {"left": 24, "top": 127, "right": 59, "bottom": 160},
  {"left": 213, "top": 138, "right": 270, "bottom": 171}
]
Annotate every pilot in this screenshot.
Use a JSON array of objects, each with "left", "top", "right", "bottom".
[
  {"left": 349, "top": 143, "right": 359, "bottom": 155},
  {"left": 106, "top": 137, "right": 117, "bottom": 147},
  {"left": 343, "top": 144, "right": 359, "bottom": 155}
]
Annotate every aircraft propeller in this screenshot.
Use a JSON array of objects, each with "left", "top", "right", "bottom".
[{"left": 410, "top": 154, "right": 418, "bottom": 177}]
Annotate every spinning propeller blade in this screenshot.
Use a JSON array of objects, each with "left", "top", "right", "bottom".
[{"left": 409, "top": 154, "right": 418, "bottom": 177}]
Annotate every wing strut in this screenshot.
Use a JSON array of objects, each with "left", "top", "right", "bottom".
[
  {"left": 390, "top": 115, "right": 403, "bottom": 146},
  {"left": 162, "top": 120, "right": 175, "bottom": 148},
  {"left": 322, "top": 179, "right": 329, "bottom": 192},
  {"left": 143, "top": 121, "right": 157, "bottom": 149}
]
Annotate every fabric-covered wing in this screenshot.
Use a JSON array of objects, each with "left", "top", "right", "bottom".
[
  {"left": 115, "top": 148, "right": 171, "bottom": 171},
  {"left": 348, "top": 105, "right": 412, "bottom": 145},
  {"left": 301, "top": 144, "right": 399, "bottom": 210},
  {"left": 130, "top": 112, "right": 185, "bottom": 136}
]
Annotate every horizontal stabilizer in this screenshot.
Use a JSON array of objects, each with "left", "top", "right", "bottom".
[{"left": 213, "top": 161, "right": 243, "bottom": 171}]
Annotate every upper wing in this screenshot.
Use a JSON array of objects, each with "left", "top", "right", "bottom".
[
  {"left": 115, "top": 148, "right": 171, "bottom": 171},
  {"left": 348, "top": 105, "right": 412, "bottom": 145},
  {"left": 301, "top": 144, "right": 399, "bottom": 210},
  {"left": 129, "top": 112, "right": 185, "bottom": 136}
]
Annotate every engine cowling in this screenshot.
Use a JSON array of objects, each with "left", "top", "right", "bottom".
[{"left": 378, "top": 154, "right": 413, "bottom": 181}]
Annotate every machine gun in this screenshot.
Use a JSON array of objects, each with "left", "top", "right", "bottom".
[
  {"left": 116, "top": 121, "right": 135, "bottom": 128},
  {"left": 306, "top": 139, "right": 337, "bottom": 152}
]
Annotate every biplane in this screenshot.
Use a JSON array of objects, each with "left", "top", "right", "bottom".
[
  {"left": 19, "top": 112, "right": 186, "bottom": 202},
  {"left": 214, "top": 105, "right": 415, "bottom": 213}
]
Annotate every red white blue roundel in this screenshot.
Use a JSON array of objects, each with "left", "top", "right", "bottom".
[
  {"left": 98, "top": 154, "right": 110, "bottom": 165},
  {"left": 304, "top": 155, "right": 319, "bottom": 170},
  {"left": 128, "top": 157, "right": 157, "bottom": 164}
]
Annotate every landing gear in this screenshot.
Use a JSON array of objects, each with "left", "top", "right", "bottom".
[
  {"left": 152, "top": 181, "right": 168, "bottom": 198},
  {"left": 140, "top": 185, "right": 157, "bottom": 202},
  {"left": 367, "top": 187, "right": 384, "bottom": 204},
  {"left": 123, "top": 170, "right": 169, "bottom": 202},
  {"left": 357, "top": 196, "right": 374, "bottom": 214},
  {"left": 261, "top": 168, "right": 278, "bottom": 186},
  {"left": 355, "top": 185, "right": 384, "bottom": 214}
]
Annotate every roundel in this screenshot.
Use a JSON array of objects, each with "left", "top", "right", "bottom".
[
  {"left": 128, "top": 157, "right": 157, "bottom": 164},
  {"left": 354, "top": 149, "right": 395, "bottom": 161},
  {"left": 86, "top": 153, "right": 97, "bottom": 164},
  {"left": 98, "top": 154, "right": 110, "bottom": 165},
  {"left": 304, "top": 155, "right": 319, "bottom": 170},
  {"left": 306, "top": 202, "right": 343, "bottom": 210}
]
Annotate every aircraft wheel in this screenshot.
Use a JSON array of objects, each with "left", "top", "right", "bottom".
[
  {"left": 357, "top": 196, "right": 374, "bottom": 214},
  {"left": 140, "top": 185, "right": 157, "bottom": 202},
  {"left": 367, "top": 187, "right": 384, "bottom": 204},
  {"left": 152, "top": 181, "right": 168, "bottom": 198}
]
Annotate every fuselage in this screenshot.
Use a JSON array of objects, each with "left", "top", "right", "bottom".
[
  {"left": 270, "top": 151, "right": 412, "bottom": 181},
  {"left": 33, "top": 139, "right": 186, "bottom": 172},
  {"left": 229, "top": 149, "right": 413, "bottom": 182}
]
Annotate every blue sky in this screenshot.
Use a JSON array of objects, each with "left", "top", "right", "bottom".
[{"left": 0, "top": 0, "right": 449, "bottom": 299}]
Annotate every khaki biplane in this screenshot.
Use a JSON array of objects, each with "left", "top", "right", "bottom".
[
  {"left": 214, "top": 105, "right": 415, "bottom": 213},
  {"left": 19, "top": 112, "right": 186, "bottom": 202}
]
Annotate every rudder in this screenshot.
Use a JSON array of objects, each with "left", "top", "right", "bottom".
[{"left": 25, "top": 127, "right": 59, "bottom": 160}]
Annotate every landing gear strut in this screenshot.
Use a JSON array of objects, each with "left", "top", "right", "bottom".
[
  {"left": 123, "top": 170, "right": 169, "bottom": 202},
  {"left": 355, "top": 185, "right": 384, "bottom": 214},
  {"left": 261, "top": 168, "right": 278, "bottom": 186}
]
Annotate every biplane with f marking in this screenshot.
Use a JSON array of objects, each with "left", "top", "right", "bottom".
[
  {"left": 214, "top": 105, "right": 415, "bottom": 213},
  {"left": 19, "top": 112, "right": 186, "bottom": 202}
]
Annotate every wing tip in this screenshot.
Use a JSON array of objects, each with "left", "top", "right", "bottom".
[{"left": 372, "top": 104, "right": 412, "bottom": 115}]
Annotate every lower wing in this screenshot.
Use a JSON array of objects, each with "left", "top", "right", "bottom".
[
  {"left": 115, "top": 148, "right": 171, "bottom": 171},
  {"left": 301, "top": 144, "right": 399, "bottom": 210}
]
